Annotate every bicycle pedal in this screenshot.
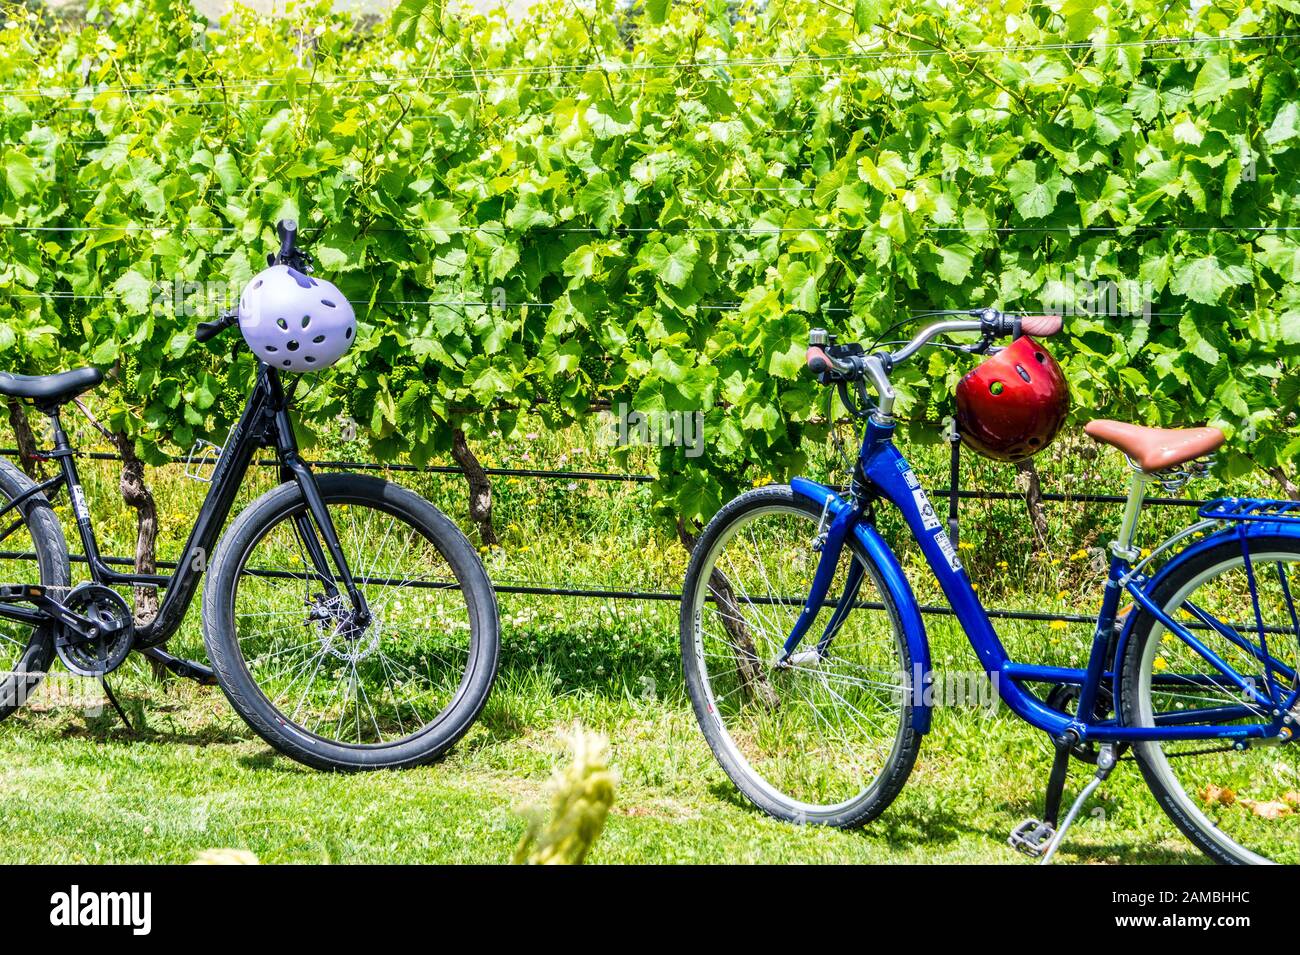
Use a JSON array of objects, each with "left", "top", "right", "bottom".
[
  {"left": 1009, "top": 818, "right": 1056, "bottom": 857},
  {"left": 0, "top": 584, "right": 42, "bottom": 600}
]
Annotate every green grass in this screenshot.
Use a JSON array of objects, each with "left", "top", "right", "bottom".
[
  {"left": 0, "top": 410, "right": 1284, "bottom": 863},
  {"left": 0, "top": 617, "right": 1207, "bottom": 864}
]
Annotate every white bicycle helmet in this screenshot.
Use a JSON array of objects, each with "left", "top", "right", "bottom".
[{"left": 237, "top": 265, "right": 356, "bottom": 372}]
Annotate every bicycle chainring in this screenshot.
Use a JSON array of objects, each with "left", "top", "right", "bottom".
[
  {"left": 1045, "top": 682, "right": 1114, "bottom": 764},
  {"left": 56, "top": 584, "right": 134, "bottom": 677}
]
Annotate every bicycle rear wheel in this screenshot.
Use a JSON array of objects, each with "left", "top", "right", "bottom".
[
  {"left": 203, "top": 474, "right": 499, "bottom": 771},
  {"left": 1120, "top": 534, "right": 1300, "bottom": 864},
  {"left": 0, "top": 459, "right": 66, "bottom": 720},
  {"left": 680, "top": 484, "right": 920, "bottom": 827}
]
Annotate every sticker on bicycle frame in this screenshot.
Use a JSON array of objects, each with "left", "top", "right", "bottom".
[
  {"left": 896, "top": 460, "right": 921, "bottom": 490},
  {"left": 911, "top": 486, "right": 941, "bottom": 530},
  {"left": 934, "top": 529, "right": 962, "bottom": 571},
  {"left": 70, "top": 486, "right": 88, "bottom": 521}
]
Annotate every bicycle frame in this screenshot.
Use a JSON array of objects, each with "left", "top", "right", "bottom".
[
  {"left": 787, "top": 415, "right": 1298, "bottom": 745},
  {"left": 0, "top": 362, "right": 369, "bottom": 650}
]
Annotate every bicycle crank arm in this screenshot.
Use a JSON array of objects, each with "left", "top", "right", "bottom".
[
  {"left": 0, "top": 584, "right": 99, "bottom": 637},
  {"left": 138, "top": 646, "right": 218, "bottom": 686}
]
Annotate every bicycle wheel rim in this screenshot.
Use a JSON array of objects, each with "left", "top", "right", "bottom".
[
  {"left": 229, "top": 495, "right": 481, "bottom": 750},
  {"left": 688, "top": 502, "right": 910, "bottom": 816},
  {"left": 1134, "top": 547, "right": 1300, "bottom": 864}
]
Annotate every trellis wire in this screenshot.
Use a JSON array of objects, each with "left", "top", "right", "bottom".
[{"left": 0, "top": 445, "right": 1209, "bottom": 628}]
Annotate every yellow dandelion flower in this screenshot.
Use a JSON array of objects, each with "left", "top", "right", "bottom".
[
  {"left": 1055, "top": 590, "right": 1068, "bottom": 600},
  {"left": 1048, "top": 620, "right": 1068, "bottom": 631},
  {"left": 958, "top": 541, "right": 975, "bottom": 551},
  {"left": 1154, "top": 656, "right": 1168, "bottom": 672}
]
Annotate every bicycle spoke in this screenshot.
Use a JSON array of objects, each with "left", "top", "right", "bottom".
[
  {"left": 232, "top": 497, "right": 479, "bottom": 747},
  {"left": 1134, "top": 544, "right": 1300, "bottom": 864},
  {"left": 688, "top": 500, "right": 909, "bottom": 814}
]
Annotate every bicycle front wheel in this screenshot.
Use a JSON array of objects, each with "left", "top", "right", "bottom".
[
  {"left": 203, "top": 474, "right": 499, "bottom": 771},
  {"left": 1120, "top": 534, "right": 1300, "bottom": 864},
  {"left": 680, "top": 484, "right": 920, "bottom": 827}
]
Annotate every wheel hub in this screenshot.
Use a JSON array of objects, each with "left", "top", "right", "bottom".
[{"left": 307, "top": 593, "right": 379, "bottom": 663}]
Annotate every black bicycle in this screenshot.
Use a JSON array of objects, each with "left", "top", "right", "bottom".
[{"left": 0, "top": 222, "right": 499, "bottom": 770}]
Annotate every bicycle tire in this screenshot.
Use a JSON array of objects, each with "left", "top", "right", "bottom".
[
  {"left": 1119, "top": 533, "right": 1300, "bottom": 864},
  {"left": 0, "top": 458, "right": 69, "bottom": 720},
  {"left": 202, "top": 473, "right": 499, "bottom": 771},
  {"left": 680, "top": 484, "right": 921, "bottom": 827}
]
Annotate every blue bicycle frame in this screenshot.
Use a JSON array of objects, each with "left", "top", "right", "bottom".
[{"left": 785, "top": 415, "right": 1300, "bottom": 745}]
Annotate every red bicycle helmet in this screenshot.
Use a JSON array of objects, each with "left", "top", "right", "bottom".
[{"left": 955, "top": 334, "right": 1070, "bottom": 462}]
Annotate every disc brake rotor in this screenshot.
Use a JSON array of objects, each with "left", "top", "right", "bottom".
[
  {"left": 308, "top": 593, "right": 380, "bottom": 664},
  {"left": 56, "top": 584, "right": 134, "bottom": 676}
]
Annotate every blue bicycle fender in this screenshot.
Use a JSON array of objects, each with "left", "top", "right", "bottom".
[
  {"left": 791, "top": 477, "right": 933, "bottom": 734},
  {"left": 1115, "top": 520, "right": 1300, "bottom": 672}
]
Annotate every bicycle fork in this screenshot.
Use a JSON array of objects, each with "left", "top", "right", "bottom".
[
  {"left": 777, "top": 501, "right": 865, "bottom": 666},
  {"left": 280, "top": 453, "right": 371, "bottom": 627}
]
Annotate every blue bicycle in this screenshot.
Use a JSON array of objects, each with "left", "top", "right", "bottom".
[{"left": 680, "top": 310, "right": 1300, "bottom": 864}]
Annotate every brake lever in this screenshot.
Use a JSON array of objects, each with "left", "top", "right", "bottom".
[
  {"left": 959, "top": 330, "right": 997, "bottom": 355},
  {"left": 195, "top": 309, "right": 239, "bottom": 344}
]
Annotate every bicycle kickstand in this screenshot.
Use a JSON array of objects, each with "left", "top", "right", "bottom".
[
  {"left": 1038, "top": 744, "right": 1118, "bottom": 865},
  {"left": 98, "top": 677, "right": 134, "bottom": 734}
]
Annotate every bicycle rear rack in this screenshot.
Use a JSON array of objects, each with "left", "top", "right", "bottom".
[{"left": 1198, "top": 497, "right": 1300, "bottom": 524}]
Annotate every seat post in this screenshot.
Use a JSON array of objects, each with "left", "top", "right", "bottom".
[
  {"left": 44, "top": 409, "right": 70, "bottom": 454},
  {"left": 1111, "top": 469, "right": 1150, "bottom": 562}
]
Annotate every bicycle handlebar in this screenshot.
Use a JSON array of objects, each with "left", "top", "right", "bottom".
[
  {"left": 806, "top": 345, "right": 860, "bottom": 379},
  {"left": 809, "top": 308, "right": 1063, "bottom": 376},
  {"left": 198, "top": 220, "right": 308, "bottom": 344},
  {"left": 806, "top": 308, "right": 1064, "bottom": 419},
  {"left": 886, "top": 318, "right": 984, "bottom": 365}
]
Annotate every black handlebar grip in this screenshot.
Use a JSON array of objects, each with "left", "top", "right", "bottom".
[
  {"left": 195, "top": 321, "right": 223, "bottom": 343},
  {"left": 195, "top": 311, "right": 237, "bottom": 343}
]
